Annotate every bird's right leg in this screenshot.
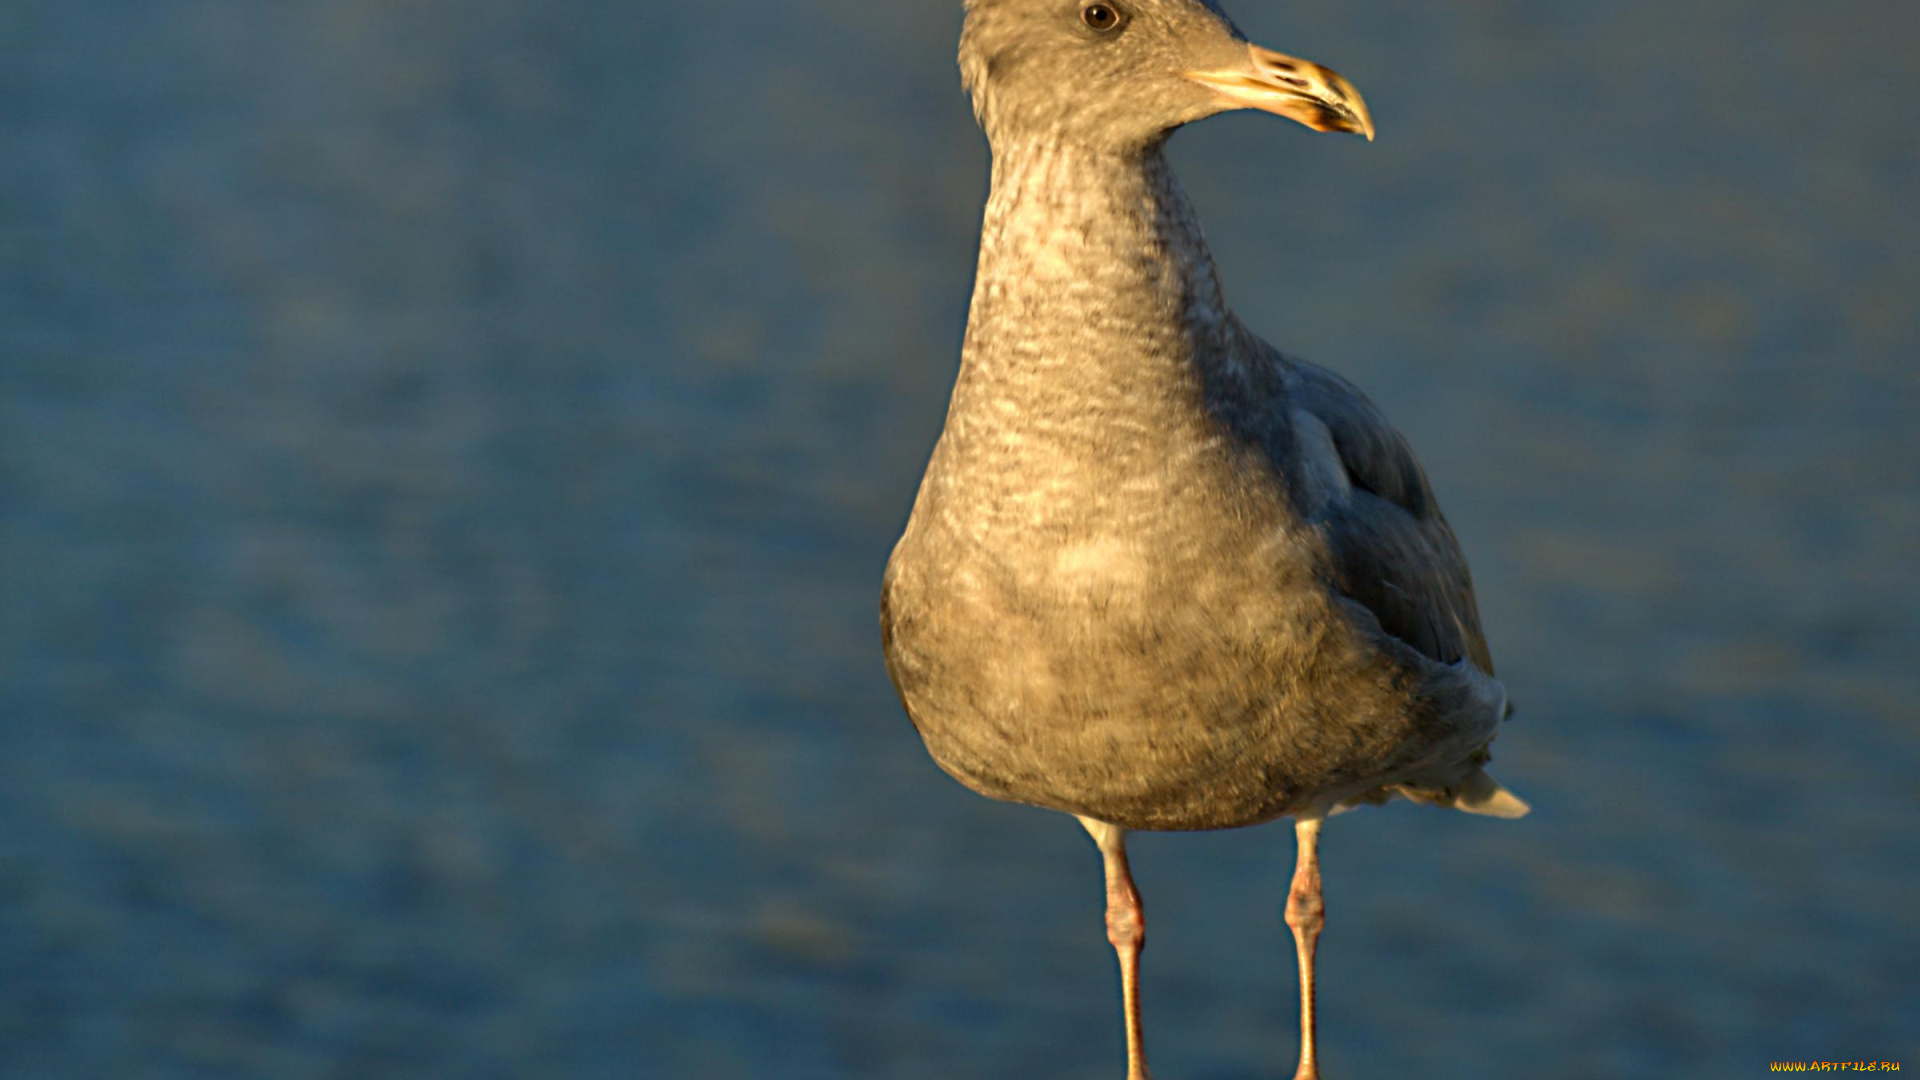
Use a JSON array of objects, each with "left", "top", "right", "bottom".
[{"left": 1077, "top": 816, "right": 1153, "bottom": 1080}]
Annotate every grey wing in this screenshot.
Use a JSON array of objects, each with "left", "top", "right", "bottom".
[{"left": 1281, "top": 358, "right": 1496, "bottom": 676}]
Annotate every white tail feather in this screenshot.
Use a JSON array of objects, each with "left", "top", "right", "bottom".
[{"left": 1452, "top": 767, "right": 1530, "bottom": 819}]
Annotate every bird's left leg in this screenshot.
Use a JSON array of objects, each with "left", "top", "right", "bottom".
[
  {"left": 1077, "top": 816, "right": 1153, "bottom": 1080},
  {"left": 1286, "top": 813, "right": 1327, "bottom": 1080}
]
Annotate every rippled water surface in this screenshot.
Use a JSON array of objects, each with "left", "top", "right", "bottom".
[{"left": 3, "top": 1, "right": 1917, "bottom": 1077}]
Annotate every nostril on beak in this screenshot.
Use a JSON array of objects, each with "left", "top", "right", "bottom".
[{"left": 1256, "top": 56, "right": 1308, "bottom": 88}]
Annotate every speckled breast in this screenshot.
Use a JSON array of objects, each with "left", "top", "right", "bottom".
[{"left": 880, "top": 499, "right": 1431, "bottom": 831}]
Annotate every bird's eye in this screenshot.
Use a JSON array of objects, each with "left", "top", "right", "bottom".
[{"left": 1081, "top": 4, "right": 1123, "bottom": 32}]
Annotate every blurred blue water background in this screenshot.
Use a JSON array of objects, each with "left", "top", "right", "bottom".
[{"left": 2, "top": 1, "right": 1917, "bottom": 1077}]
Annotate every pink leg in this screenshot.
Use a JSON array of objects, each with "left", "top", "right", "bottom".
[
  {"left": 1079, "top": 817, "right": 1154, "bottom": 1080},
  {"left": 1287, "top": 815, "right": 1327, "bottom": 1080}
]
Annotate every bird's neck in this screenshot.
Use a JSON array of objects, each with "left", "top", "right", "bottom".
[
  {"left": 958, "top": 141, "right": 1237, "bottom": 416},
  {"left": 971, "top": 139, "right": 1230, "bottom": 346},
  {"left": 922, "top": 140, "right": 1252, "bottom": 537}
]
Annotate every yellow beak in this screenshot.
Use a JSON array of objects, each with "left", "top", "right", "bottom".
[{"left": 1187, "top": 44, "right": 1375, "bottom": 141}]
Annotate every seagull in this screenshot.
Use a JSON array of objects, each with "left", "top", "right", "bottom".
[{"left": 881, "top": 2, "right": 1528, "bottom": 1077}]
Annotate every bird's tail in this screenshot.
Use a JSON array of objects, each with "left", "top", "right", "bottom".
[{"left": 1449, "top": 767, "right": 1530, "bottom": 819}]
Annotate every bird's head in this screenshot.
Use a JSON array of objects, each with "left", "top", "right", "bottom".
[{"left": 960, "top": 0, "right": 1373, "bottom": 151}]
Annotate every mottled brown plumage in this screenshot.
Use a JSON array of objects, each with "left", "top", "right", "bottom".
[{"left": 882, "top": 2, "right": 1526, "bottom": 1077}]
